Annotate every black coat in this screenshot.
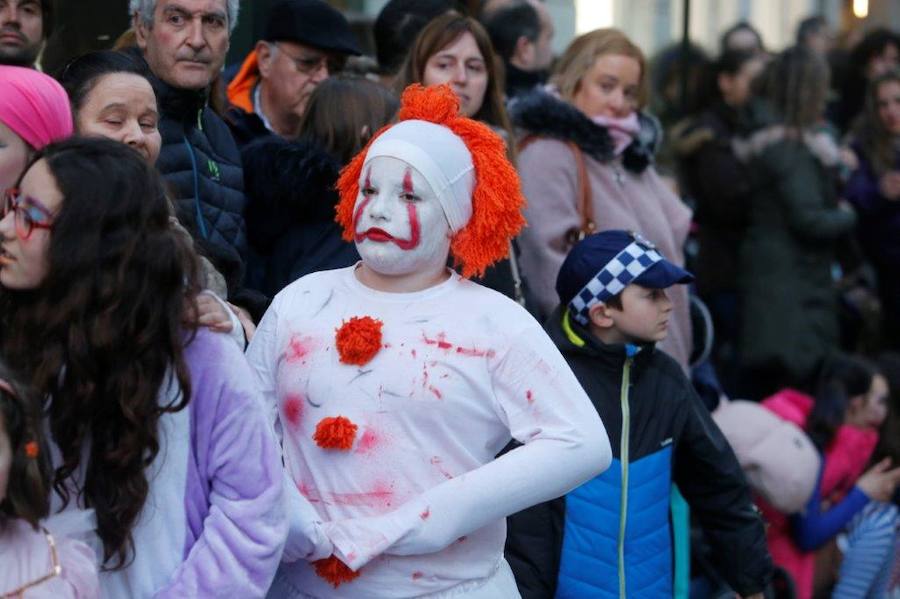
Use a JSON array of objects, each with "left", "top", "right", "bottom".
[
  {"left": 127, "top": 50, "right": 270, "bottom": 319},
  {"left": 241, "top": 136, "right": 359, "bottom": 298},
  {"left": 505, "top": 309, "right": 772, "bottom": 598},
  {"left": 676, "top": 99, "right": 768, "bottom": 296}
]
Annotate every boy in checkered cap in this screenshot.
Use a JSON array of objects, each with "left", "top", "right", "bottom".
[{"left": 505, "top": 230, "right": 772, "bottom": 599}]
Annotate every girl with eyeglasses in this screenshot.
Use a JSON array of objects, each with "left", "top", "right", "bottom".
[{"left": 0, "top": 137, "right": 287, "bottom": 597}]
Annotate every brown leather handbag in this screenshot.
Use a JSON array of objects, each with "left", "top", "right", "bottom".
[{"left": 518, "top": 136, "right": 596, "bottom": 248}]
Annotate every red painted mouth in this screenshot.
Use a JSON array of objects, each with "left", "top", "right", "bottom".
[{"left": 360, "top": 227, "right": 395, "bottom": 243}]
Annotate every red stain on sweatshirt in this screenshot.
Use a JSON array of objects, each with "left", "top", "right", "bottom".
[
  {"left": 282, "top": 394, "right": 304, "bottom": 427},
  {"left": 422, "top": 332, "right": 453, "bottom": 350},
  {"left": 455, "top": 346, "right": 496, "bottom": 358},
  {"left": 356, "top": 427, "right": 380, "bottom": 454},
  {"left": 526, "top": 390, "right": 535, "bottom": 404},
  {"left": 419, "top": 507, "right": 431, "bottom": 520},
  {"left": 285, "top": 334, "right": 313, "bottom": 364}
]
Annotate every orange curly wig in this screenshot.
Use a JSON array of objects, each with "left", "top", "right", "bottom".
[{"left": 336, "top": 84, "right": 527, "bottom": 279}]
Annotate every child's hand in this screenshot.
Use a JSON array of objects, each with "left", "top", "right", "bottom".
[
  {"left": 194, "top": 293, "right": 234, "bottom": 333},
  {"left": 228, "top": 302, "right": 256, "bottom": 342},
  {"left": 857, "top": 457, "right": 900, "bottom": 502}
]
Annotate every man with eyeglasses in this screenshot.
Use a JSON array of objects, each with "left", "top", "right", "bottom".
[{"left": 226, "top": 0, "right": 361, "bottom": 145}]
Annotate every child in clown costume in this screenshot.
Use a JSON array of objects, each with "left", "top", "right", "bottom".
[{"left": 246, "top": 84, "right": 612, "bottom": 598}]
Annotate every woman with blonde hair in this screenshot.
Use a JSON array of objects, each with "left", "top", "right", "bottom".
[{"left": 511, "top": 28, "right": 693, "bottom": 370}]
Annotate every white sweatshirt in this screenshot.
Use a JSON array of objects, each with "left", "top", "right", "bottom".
[{"left": 246, "top": 265, "right": 611, "bottom": 598}]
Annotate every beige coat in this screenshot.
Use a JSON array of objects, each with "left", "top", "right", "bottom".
[{"left": 517, "top": 138, "right": 693, "bottom": 371}]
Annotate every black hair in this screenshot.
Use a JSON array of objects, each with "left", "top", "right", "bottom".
[
  {"left": 871, "top": 353, "right": 900, "bottom": 466},
  {"left": 40, "top": 0, "right": 54, "bottom": 38},
  {"left": 719, "top": 21, "right": 763, "bottom": 54},
  {"left": 807, "top": 354, "right": 880, "bottom": 450},
  {"left": 851, "top": 28, "right": 900, "bottom": 73},
  {"left": 700, "top": 48, "right": 760, "bottom": 105},
  {"left": 56, "top": 50, "right": 154, "bottom": 120},
  {"left": 482, "top": 2, "right": 540, "bottom": 63},
  {"left": 796, "top": 15, "right": 827, "bottom": 46},
  {"left": 373, "top": 0, "right": 463, "bottom": 75},
  {"left": 0, "top": 358, "right": 50, "bottom": 531},
  {"left": 2, "top": 136, "right": 200, "bottom": 568}
]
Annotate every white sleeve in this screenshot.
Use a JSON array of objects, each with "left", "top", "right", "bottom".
[
  {"left": 323, "top": 324, "right": 612, "bottom": 570},
  {"left": 245, "top": 298, "right": 333, "bottom": 563}
]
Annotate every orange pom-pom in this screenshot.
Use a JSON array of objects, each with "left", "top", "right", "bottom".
[
  {"left": 314, "top": 555, "right": 360, "bottom": 588},
  {"left": 336, "top": 84, "right": 526, "bottom": 279},
  {"left": 24, "top": 440, "right": 39, "bottom": 458},
  {"left": 335, "top": 316, "right": 383, "bottom": 366},
  {"left": 313, "top": 416, "right": 358, "bottom": 450}
]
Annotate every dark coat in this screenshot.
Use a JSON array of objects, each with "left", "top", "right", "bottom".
[
  {"left": 137, "top": 52, "right": 249, "bottom": 297},
  {"left": 241, "top": 136, "right": 359, "bottom": 298},
  {"left": 676, "top": 99, "right": 767, "bottom": 296},
  {"left": 225, "top": 105, "right": 271, "bottom": 149},
  {"left": 737, "top": 130, "right": 856, "bottom": 386},
  {"left": 505, "top": 309, "right": 772, "bottom": 598},
  {"left": 845, "top": 143, "right": 900, "bottom": 335}
]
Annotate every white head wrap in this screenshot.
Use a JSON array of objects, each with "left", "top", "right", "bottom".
[{"left": 363, "top": 119, "right": 475, "bottom": 233}]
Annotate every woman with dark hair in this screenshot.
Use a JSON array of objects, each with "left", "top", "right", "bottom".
[
  {"left": 735, "top": 47, "right": 857, "bottom": 397},
  {"left": 395, "top": 12, "right": 533, "bottom": 307},
  {"left": 675, "top": 49, "right": 767, "bottom": 390},
  {"left": 57, "top": 50, "right": 161, "bottom": 165},
  {"left": 58, "top": 49, "right": 251, "bottom": 341},
  {"left": 0, "top": 137, "right": 286, "bottom": 596},
  {"left": 845, "top": 68, "right": 900, "bottom": 350},
  {"left": 395, "top": 11, "right": 513, "bottom": 144},
  {"left": 243, "top": 75, "right": 399, "bottom": 297},
  {"left": 760, "top": 355, "right": 900, "bottom": 599},
  {"left": 832, "top": 28, "right": 900, "bottom": 134}
]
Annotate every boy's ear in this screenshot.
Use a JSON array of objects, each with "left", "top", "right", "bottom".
[{"left": 587, "top": 302, "right": 615, "bottom": 329}]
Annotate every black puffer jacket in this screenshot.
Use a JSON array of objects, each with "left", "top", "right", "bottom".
[
  {"left": 241, "top": 136, "right": 359, "bottom": 298},
  {"left": 136, "top": 52, "right": 248, "bottom": 296}
]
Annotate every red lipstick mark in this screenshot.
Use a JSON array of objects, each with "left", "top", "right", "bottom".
[
  {"left": 283, "top": 394, "right": 304, "bottom": 427},
  {"left": 428, "top": 386, "right": 443, "bottom": 400},
  {"left": 526, "top": 390, "right": 535, "bottom": 404},
  {"left": 422, "top": 332, "right": 453, "bottom": 350},
  {"left": 419, "top": 507, "right": 431, "bottom": 520}
]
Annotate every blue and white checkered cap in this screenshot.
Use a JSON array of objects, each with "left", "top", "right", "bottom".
[{"left": 567, "top": 237, "right": 663, "bottom": 326}]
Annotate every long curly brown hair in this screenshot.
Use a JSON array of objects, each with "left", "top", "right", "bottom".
[{"left": 1, "top": 137, "right": 201, "bottom": 569}]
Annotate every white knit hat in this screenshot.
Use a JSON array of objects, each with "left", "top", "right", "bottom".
[{"left": 362, "top": 119, "right": 475, "bottom": 233}]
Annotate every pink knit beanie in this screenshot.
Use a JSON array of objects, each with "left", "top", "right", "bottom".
[{"left": 0, "top": 65, "right": 73, "bottom": 150}]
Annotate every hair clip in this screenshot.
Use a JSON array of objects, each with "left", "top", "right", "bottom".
[{"left": 24, "top": 440, "right": 39, "bottom": 459}]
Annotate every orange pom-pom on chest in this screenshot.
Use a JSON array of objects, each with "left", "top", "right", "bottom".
[
  {"left": 313, "top": 416, "right": 358, "bottom": 450},
  {"left": 335, "top": 316, "right": 384, "bottom": 366},
  {"left": 314, "top": 555, "right": 360, "bottom": 588}
]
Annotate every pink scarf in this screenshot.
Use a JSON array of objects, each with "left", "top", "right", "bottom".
[
  {"left": 0, "top": 65, "right": 73, "bottom": 150},
  {"left": 592, "top": 113, "right": 640, "bottom": 155}
]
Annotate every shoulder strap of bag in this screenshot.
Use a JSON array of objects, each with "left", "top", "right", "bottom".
[{"left": 518, "top": 135, "right": 595, "bottom": 243}]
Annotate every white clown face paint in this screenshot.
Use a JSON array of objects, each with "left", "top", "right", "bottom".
[{"left": 353, "top": 155, "right": 452, "bottom": 278}]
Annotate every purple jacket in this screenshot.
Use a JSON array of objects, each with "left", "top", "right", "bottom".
[{"left": 845, "top": 145, "right": 900, "bottom": 273}]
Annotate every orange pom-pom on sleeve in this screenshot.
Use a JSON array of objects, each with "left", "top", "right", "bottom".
[
  {"left": 313, "top": 416, "right": 358, "bottom": 450},
  {"left": 335, "top": 316, "right": 383, "bottom": 366},
  {"left": 314, "top": 555, "right": 361, "bottom": 588}
]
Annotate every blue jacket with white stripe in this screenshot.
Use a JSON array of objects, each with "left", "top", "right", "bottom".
[{"left": 505, "top": 308, "right": 771, "bottom": 598}]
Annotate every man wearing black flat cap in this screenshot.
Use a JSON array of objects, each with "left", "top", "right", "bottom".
[{"left": 226, "top": 0, "right": 361, "bottom": 145}]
